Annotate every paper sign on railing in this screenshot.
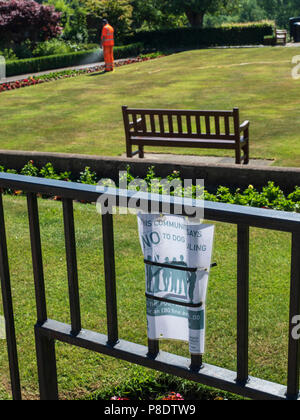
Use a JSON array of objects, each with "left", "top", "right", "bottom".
[{"left": 137, "top": 213, "right": 215, "bottom": 355}]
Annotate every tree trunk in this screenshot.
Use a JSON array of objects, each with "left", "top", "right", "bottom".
[{"left": 185, "top": 9, "right": 205, "bottom": 27}]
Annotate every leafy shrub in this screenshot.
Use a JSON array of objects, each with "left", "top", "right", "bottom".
[
  {"left": 32, "top": 39, "right": 72, "bottom": 57},
  {"left": 13, "top": 40, "right": 34, "bottom": 59},
  {"left": 1, "top": 162, "right": 299, "bottom": 213},
  {"left": 39, "top": 162, "right": 71, "bottom": 181},
  {"left": 0, "top": 48, "right": 17, "bottom": 61},
  {"left": 78, "top": 167, "right": 97, "bottom": 185},
  {"left": 0, "top": 0, "right": 62, "bottom": 46},
  {"left": 31, "top": 40, "right": 99, "bottom": 58},
  {"left": 44, "top": 0, "right": 88, "bottom": 43},
  {"left": 20, "top": 160, "right": 39, "bottom": 177},
  {"left": 5, "top": 42, "right": 143, "bottom": 76}
]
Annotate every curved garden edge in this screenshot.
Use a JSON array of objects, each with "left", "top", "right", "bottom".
[{"left": 0, "top": 53, "right": 165, "bottom": 93}]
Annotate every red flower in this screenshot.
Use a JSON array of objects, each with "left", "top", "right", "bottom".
[{"left": 162, "top": 392, "right": 184, "bottom": 400}]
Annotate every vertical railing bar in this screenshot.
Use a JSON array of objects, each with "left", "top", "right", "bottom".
[
  {"left": 27, "top": 193, "right": 59, "bottom": 400},
  {"left": 236, "top": 224, "right": 250, "bottom": 384},
  {"left": 27, "top": 193, "right": 47, "bottom": 324},
  {"left": 34, "top": 328, "right": 59, "bottom": 400},
  {"left": 101, "top": 212, "right": 118, "bottom": 346},
  {"left": 190, "top": 354, "right": 203, "bottom": 371},
  {"left": 62, "top": 198, "right": 81, "bottom": 336},
  {"left": 0, "top": 192, "right": 22, "bottom": 400},
  {"left": 148, "top": 338, "right": 159, "bottom": 358},
  {"left": 287, "top": 232, "right": 300, "bottom": 399}
]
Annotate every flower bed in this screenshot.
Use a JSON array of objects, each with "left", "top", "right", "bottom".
[{"left": 0, "top": 55, "right": 162, "bottom": 93}]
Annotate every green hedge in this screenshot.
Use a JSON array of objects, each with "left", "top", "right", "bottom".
[
  {"left": 124, "top": 23, "right": 274, "bottom": 50},
  {"left": 5, "top": 42, "right": 144, "bottom": 77}
]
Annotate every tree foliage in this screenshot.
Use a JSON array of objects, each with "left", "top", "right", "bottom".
[
  {"left": 0, "top": 0, "right": 62, "bottom": 46},
  {"left": 161, "top": 0, "right": 239, "bottom": 27},
  {"left": 131, "top": 0, "right": 187, "bottom": 30},
  {"left": 82, "top": 0, "right": 132, "bottom": 42},
  {"left": 44, "top": 0, "right": 88, "bottom": 42},
  {"left": 258, "top": 0, "right": 300, "bottom": 27}
]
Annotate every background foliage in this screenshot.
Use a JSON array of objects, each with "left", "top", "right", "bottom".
[
  {"left": 1, "top": 0, "right": 300, "bottom": 61},
  {"left": 0, "top": 0, "right": 62, "bottom": 47}
]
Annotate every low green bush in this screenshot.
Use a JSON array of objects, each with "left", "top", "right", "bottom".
[
  {"left": 32, "top": 40, "right": 101, "bottom": 58},
  {"left": 263, "top": 35, "right": 276, "bottom": 46},
  {"left": 124, "top": 22, "right": 274, "bottom": 50},
  {"left": 5, "top": 42, "right": 144, "bottom": 76}
]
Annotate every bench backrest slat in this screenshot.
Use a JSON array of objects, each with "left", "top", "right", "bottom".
[
  {"left": 168, "top": 115, "right": 174, "bottom": 134},
  {"left": 122, "top": 107, "right": 239, "bottom": 140},
  {"left": 224, "top": 115, "right": 230, "bottom": 136},
  {"left": 196, "top": 115, "right": 201, "bottom": 135},
  {"left": 186, "top": 115, "right": 193, "bottom": 135},
  {"left": 150, "top": 114, "right": 156, "bottom": 133},
  {"left": 215, "top": 116, "right": 220, "bottom": 137},
  {"left": 159, "top": 114, "right": 165, "bottom": 134},
  {"left": 177, "top": 115, "right": 183, "bottom": 134},
  {"left": 205, "top": 115, "right": 211, "bottom": 136}
]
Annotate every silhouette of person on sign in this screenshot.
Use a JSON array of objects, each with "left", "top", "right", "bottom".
[{"left": 162, "top": 257, "right": 171, "bottom": 291}]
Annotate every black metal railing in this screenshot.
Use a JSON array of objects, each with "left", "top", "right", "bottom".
[{"left": 0, "top": 172, "right": 299, "bottom": 400}]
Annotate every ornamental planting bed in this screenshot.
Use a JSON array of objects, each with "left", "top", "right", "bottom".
[{"left": 0, "top": 55, "right": 161, "bottom": 93}]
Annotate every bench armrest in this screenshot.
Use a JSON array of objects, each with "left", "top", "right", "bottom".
[{"left": 240, "top": 120, "right": 250, "bottom": 132}]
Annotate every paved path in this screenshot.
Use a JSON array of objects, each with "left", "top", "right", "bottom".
[
  {"left": 122, "top": 153, "right": 274, "bottom": 167},
  {"left": 3, "top": 58, "right": 129, "bottom": 83}
]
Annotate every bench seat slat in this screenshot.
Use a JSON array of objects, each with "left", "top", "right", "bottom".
[
  {"left": 131, "top": 132, "right": 236, "bottom": 140},
  {"left": 131, "top": 136, "right": 237, "bottom": 149}
]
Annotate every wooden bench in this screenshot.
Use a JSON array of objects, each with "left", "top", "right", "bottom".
[{"left": 122, "top": 106, "right": 250, "bottom": 165}]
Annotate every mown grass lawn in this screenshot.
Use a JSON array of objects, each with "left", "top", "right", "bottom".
[
  {"left": 0, "top": 195, "right": 292, "bottom": 399},
  {"left": 0, "top": 47, "right": 300, "bottom": 166}
]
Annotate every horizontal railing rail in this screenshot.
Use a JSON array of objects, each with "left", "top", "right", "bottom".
[
  {"left": 0, "top": 172, "right": 299, "bottom": 400},
  {"left": 0, "top": 173, "right": 299, "bottom": 232}
]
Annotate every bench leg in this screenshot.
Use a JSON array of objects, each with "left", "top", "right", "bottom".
[
  {"left": 138, "top": 145, "right": 144, "bottom": 159},
  {"left": 126, "top": 142, "right": 133, "bottom": 158},
  {"left": 243, "top": 141, "right": 249, "bottom": 165},
  {"left": 235, "top": 148, "right": 241, "bottom": 165}
]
